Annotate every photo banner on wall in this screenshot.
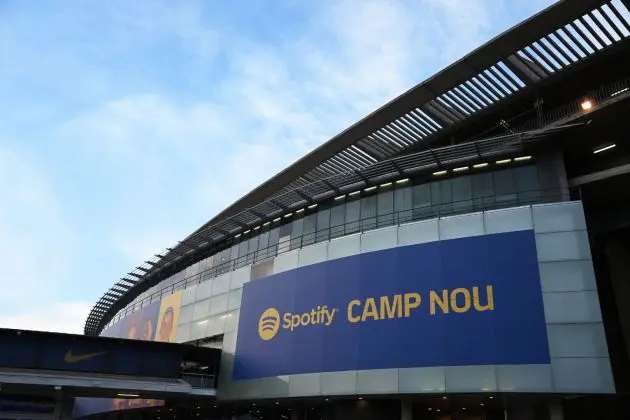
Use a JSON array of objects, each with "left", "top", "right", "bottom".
[
  {"left": 156, "top": 291, "right": 182, "bottom": 343},
  {"left": 233, "top": 229, "right": 550, "bottom": 380}
]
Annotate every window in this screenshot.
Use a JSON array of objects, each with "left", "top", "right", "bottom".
[
  {"left": 360, "top": 194, "right": 377, "bottom": 231},
  {"left": 316, "top": 207, "right": 331, "bottom": 243},
  {"left": 451, "top": 176, "right": 473, "bottom": 213},
  {"left": 330, "top": 201, "right": 346, "bottom": 239},
  {"left": 345, "top": 198, "right": 361, "bottom": 234},
  {"left": 290, "top": 217, "right": 304, "bottom": 250},
  {"left": 515, "top": 166, "right": 540, "bottom": 202},
  {"left": 302, "top": 213, "right": 317, "bottom": 246},
  {"left": 377, "top": 188, "right": 394, "bottom": 228},
  {"left": 412, "top": 183, "right": 432, "bottom": 220},
  {"left": 256, "top": 230, "right": 270, "bottom": 262},
  {"left": 472, "top": 172, "right": 494, "bottom": 210},
  {"left": 493, "top": 169, "right": 517, "bottom": 204},
  {"left": 394, "top": 186, "right": 412, "bottom": 224},
  {"left": 431, "top": 180, "right": 452, "bottom": 215}
]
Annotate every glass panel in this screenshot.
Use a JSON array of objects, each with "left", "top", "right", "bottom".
[
  {"left": 267, "top": 227, "right": 280, "bottom": 259},
  {"left": 394, "top": 185, "right": 412, "bottom": 224},
  {"left": 256, "top": 230, "right": 270, "bottom": 262},
  {"left": 290, "top": 217, "right": 304, "bottom": 250},
  {"left": 236, "top": 240, "right": 249, "bottom": 268},
  {"left": 246, "top": 235, "right": 259, "bottom": 265},
  {"left": 515, "top": 166, "right": 541, "bottom": 202},
  {"left": 472, "top": 172, "right": 494, "bottom": 210},
  {"left": 431, "top": 180, "right": 452, "bottom": 215},
  {"left": 302, "top": 213, "right": 317, "bottom": 247},
  {"left": 316, "top": 207, "right": 331, "bottom": 243},
  {"left": 360, "top": 195, "right": 377, "bottom": 231},
  {"left": 330, "top": 201, "right": 346, "bottom": 239},
  {"left": 493, "top": 169, "right": 517, "bottom": 204},
  {"left": 412, "top": 183, "right": 432, "bottom": 220},
  {"left": 451, "top": 176, "right": 473, "bottom": 213},
  {"left": 377, "top": 188, "right": 394, "bottom": 228},
  {"left": 345, "top": 198, "right": 361, "bottom": 234},
  {"left": 278, "top": 222, "right": 292, "bottom": 254}
]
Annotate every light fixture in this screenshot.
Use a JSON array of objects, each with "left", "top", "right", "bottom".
[
  {"left": 433, "top": 170, "right": 448, "bottom": 176},
  {"left": 263, "top": 221, "right": 271, "bottom": 226},
  {"left": 253, "top": 225, "right": 260, "bottom": 230},
  {"left": 364, "top": 186, "right": 377, "bottom": 192},
  {"left": 612, "top": 87, "right": 629, "bottom": 97},
  {"left": 514, "top": 155, "right": 532, "bottom": 161},
  {"left": 358, "top": 397, "right": 363, "bottom": 400},
  {"left": 273, "top": 217, "right": 281, "bottom": 222},
  {"left": 283, "top": 213, "right": 293, "bottom": 218},
  {"left": 489, "top": 396, "right": 494, "bottom": 399},
  {"left": 437, "top": 409, "right": 441, "bottom": 412},
  {"left": 379, "top": 182, "right": 393, "bottom": 188},
  {"left": 496, "top": 159, "right": 511, "bottom": 164},
  {"left": 481, "top": 403, "right": 485, "bottom": 406},
  {"left": 275, "top": 402, "right": 279, "bottom": 405},
  {"left": 234, "top": 233, "right": 242, "bottom": 238},
  {"left": 296, "top": 208, "right": 305, "bottom": 214},
  {"left": 428, "top": 408, "right": 433, "bottom": 411},
  {"left": 243, "top": 230, "right": 251, "bottom": 234},
  {"left": 308, "top": 204, "right": 318, "bottom": 209},
  {"left": 581, "top": 99, "right": 593, "bottom": 111},
  {"left": 442, "top": 396, "right": 448, "bottom": 400},
  {"left": 593, "top": 144, "right": 616, "bottom": 154},
  {"left": 334, "top": 195, "right": 346, "bottom": 201},
  {"left": 117, "top": 393, "right": 139, "bottom": 398},
  {"left": 349, "top": 190, "right": 361, "bottom": 197},
  {"left": 396, "top": 178, "right": 410, "bottom": 184},
  {"left": 453, "top": 166, "right": 469, "bottom": 172},
  {"left": 462, "top": 408, "right": 467, "bottom": 410},
  {"left": 473, "top": 163, "right": 488, "bottom": 169}
]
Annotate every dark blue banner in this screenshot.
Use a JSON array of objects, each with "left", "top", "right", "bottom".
[{"left": 234, "top": 230, "right": 550, "bottom": 379}]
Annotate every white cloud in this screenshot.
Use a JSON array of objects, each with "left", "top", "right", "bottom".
[{"left": 0, "top": 301, "right": 92, "bottom": 334}]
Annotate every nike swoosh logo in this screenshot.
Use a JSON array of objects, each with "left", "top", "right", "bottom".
[{"left": 64, "top": 350, "right": 108, "bottom": 363}]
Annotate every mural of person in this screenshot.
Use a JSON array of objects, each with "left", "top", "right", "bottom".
[{"left": 156, "top": 292, "right": 182, "bottom": 343}]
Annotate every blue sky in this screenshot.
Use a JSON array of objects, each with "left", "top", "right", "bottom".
[{"left": 0, "top": 0, "right": 556, "bottom": 333}]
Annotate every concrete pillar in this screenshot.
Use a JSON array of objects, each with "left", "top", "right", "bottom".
[
  {"left": 401, "top": 401, "right": 412, "bottom": 420},
  {"left": 537, "top": 150, "right": 570, "bottom": 202}
]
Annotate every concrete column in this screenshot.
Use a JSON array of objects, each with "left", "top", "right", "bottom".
[
  {"left": 401, "top": 401, "right": 412, "bottom": 420},
  {"left": 537, "top": 150, "right": 570, "bottom": 202}
]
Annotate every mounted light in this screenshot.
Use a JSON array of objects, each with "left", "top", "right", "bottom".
[
  {"left": 243, "top": 230, "right": 251, "bottom": 234},
  {"left": 234, "top": 233, "right": 241, "bottom": 238},
  {"left": 253, "top": 226, "right": 260, "bottom": 230},
  {"left": 283, "top": 213, "right": 293, "bottom": 218},
  {"left": 349, "top": 190, "right": 361, "bottom": 197},
  {"left": 263, "top": 221, "right": 271, "bottom": 226},
  {"left": 295, "top": 208, "right": 305, "bottom": 214},
  {"left": 307, "top": 204, "right": 318, "bottom": 209},
  {"left": 117, "top": 393, "right": 140, "bottom": 398},
  {"left": 612, "top": 87, "right": 629, "bottom": 97},
  {"left": 496, "top": 159, "right": 511, "bottom": 164},
  {"left": 581, "top": 99, "right": 593, "bottom": 111},
  {"left": 453, "top": 166, "right": 469, "bottom": 172},
  {"left": 364, "top": 186, "right": 377, "bottom": 192},
  {"left": 514, "top": 155, "right": 532, "bottom": 161},
  {"left": 273, "top": 217, "right": 281, "bottom": 222},
  {"left": 379, "top": 182, "right": 393, "bottom": 188},
  {"left": 334, "top": 195, "right": 346, "bottom": 201},
  {"left": 594, "top": 144, "right": 616, "bottom": 154},
  {"left": 433, "top": 170, "right": 448, "bottom": 176},
  {"left": 473, "top": 163, "right": 488, "bottom": 169},
  {"left": 396, "top": 178, "right": 410, "bottom": 184}
]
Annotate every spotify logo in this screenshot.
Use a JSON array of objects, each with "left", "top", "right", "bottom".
[{"left": 258, "top": 308, "right": 280, "bottom": 341}]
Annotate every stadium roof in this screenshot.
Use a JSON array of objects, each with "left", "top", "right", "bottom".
[{"left": 85, "top": 0, "right": 630, "bottom": 336}]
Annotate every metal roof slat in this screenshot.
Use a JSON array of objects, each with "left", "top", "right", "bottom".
[
  {"left": 379, "top": 125, "right": 414, "bottom": 147},
  {"left": 365, "top": 135, "right": 398, "bottom": 156},
  {"left": 370, "top": 132, "right": 405, "bottom": 152},
  {"left": 456, "top": 83, "right": 488, "bottom": 109},
  {"left": 605, "top": 1, "right": 630, "bottom": 33},
  {"left": 401, "top": 114, "right": 434, "bottom": 138},
  {"left": 409, "top": 109, "right": 441, "bottom": 133},
  {"left": 350, "top": 144, "right": 379, "bottom": 163},
  {"left": 422, "top": 102, "right": 456, "bottom": 125},
  {"left": 530, "top": 42, "right": 563, "bottom": 70},
  {"left": 566, "top": 21, "right": 598, "bottom": 53},
  {"left": 472, "top": 72, "right": 504, "bottom": 99},
  {"left": 505, "top": 54, "right": 542, "bottom": 83},
  {"left": 445, "top": 89, "right": 479, "bottom": 114},
  {"left": 493, "top": 62, "right": 526, "bottom": 90},
  {"left": 435, "top": 97, "right": 467, "bottom": 120},
  {"left": 598, "top": 5, "right": 627, "bottom": 39},
  {"left": 519, "top": 47, "right": 553, "bottom": 75},
  {"left": 331, "top": 154, "right": 361, "bottom": 172},
  {"left": 394, "top": 116, "right": 428, "bottom": 139},
  {"left": 341, "top": 148, "right": 372, "bottom": 167},
  {"left": 588, "top": 10, "right": 617, "bottom": 43},
  {"left": 542, "top": 34, "right": 576, "bottom": 64},
  {"left": 384, "top": 123, "right": 419, "bottom": 145},
  {"left": 556, "top": 26, "right": 589, "bottom": 58},
  {"left": 478, "top": 70, "right": 511, "bottom": 98},
  {"left": 438, "top": 92, "right": 472, "bottom": 116},
  {"left": 357, "top": 139, "right": 387, "bottom": 159},
  {"left": 578, "top": 15, "right": 609, "bottom": 47},
  {"left": 487, "top": 65, "right": 519, "bottom": 93},
  {"left": 463, "top": 79, "right": 495, "bottom": 104}
]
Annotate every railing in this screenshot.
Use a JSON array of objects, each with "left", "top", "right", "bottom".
[
  {"left": 182, "top": 372, "right": 217, "bottom": 389},
  {"left": 108, "top": 187, "right": 576, "bottom": 324}
]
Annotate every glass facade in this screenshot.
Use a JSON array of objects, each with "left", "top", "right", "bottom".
[{"left": 108, "top": 165, "right": 541, "bottom": 325}]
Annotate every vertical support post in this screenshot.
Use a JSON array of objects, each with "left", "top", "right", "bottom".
[{"left": 401, "top": 401, "right": 413, "bottom": 420}]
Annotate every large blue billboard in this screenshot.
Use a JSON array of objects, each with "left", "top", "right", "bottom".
[{"left": 233, "top": 230, "right": 549, "bottom": 379}]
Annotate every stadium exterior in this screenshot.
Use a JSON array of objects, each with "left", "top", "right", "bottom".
[{"left": 82, "top": 0, "right": 630, "bottom": 418}]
